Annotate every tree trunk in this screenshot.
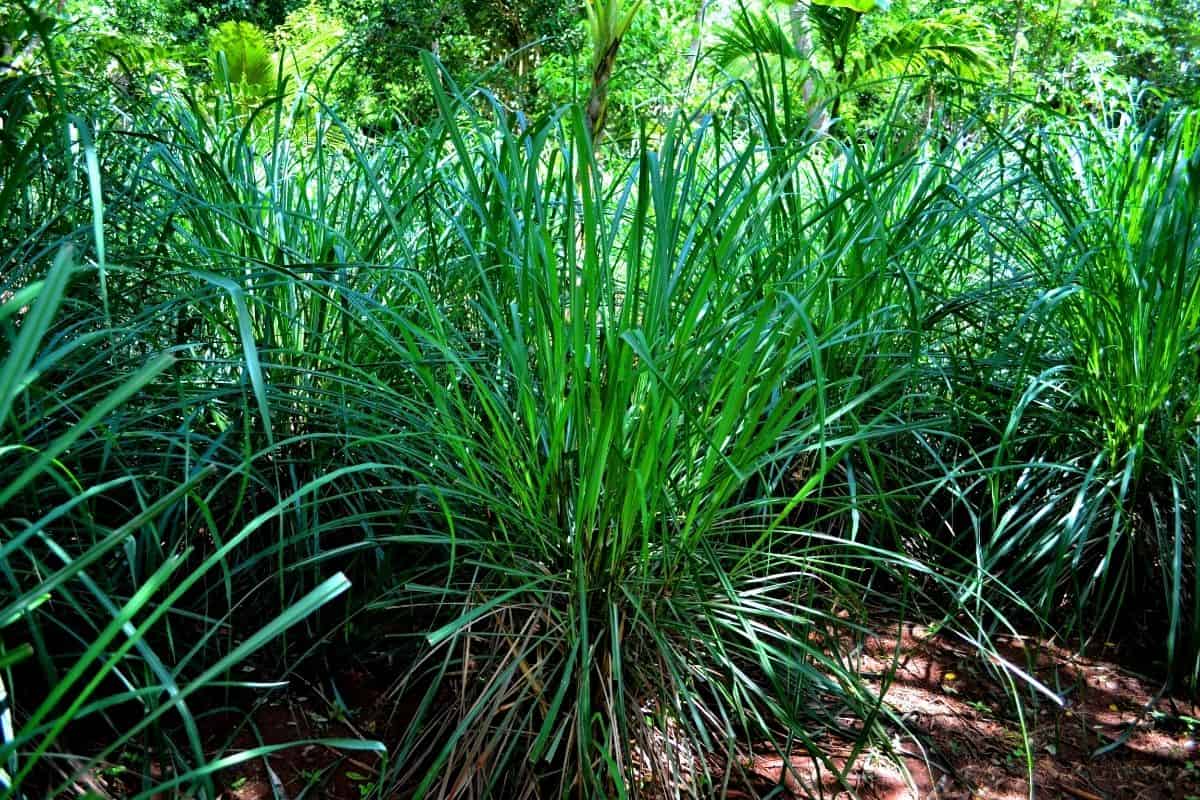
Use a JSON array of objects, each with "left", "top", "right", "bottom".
[
  {"left": 686, "top": 0, "right": 714, "bottom": 92},
  {"left": 1007, "top": 0, "right": 1024, "bottom": 93},
  {"left": 585, "top": 36, "right": 622, "bottom": 143},
  {"left": 790, "top": 2, "right": 828, "bottom": 132}
]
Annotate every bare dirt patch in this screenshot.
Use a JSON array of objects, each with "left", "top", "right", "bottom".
[{"left": 740, "top": 624, "right": 1200, "bottom": 799}]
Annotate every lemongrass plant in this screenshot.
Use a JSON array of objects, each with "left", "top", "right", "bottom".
[
  {"left": 351, "top": 57, "right": 1047, "bottom": 798},
  {"left": 1004, "top": 109, "right": 1200, "bottom": 682},
  {"left": 0, "top": 33, "right": 396, "bottom": 793}
]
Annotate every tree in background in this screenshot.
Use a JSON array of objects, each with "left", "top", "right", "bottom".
[
  {"left": 972, "top": 0, "right": 1200, "bottom": 114},
  {"left": 583, "top": 0, "right": 644, "bottom": 140},
  {"left": 317, "top": 0, "right": 580, "bottom": 127},
  {"left": 713, "top": 0, "right": 996, "bottom": 135},
  {"left": 13, "top": 0, "right": 1200, "bottom": 136},
  {"left": 535, "top": 0, "right": 699, "bottom": 145},
  {"left": 107, "top": 0, "right": 292, "bottom": 42}
]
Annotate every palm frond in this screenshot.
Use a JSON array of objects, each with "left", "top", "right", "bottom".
[
  {"left": 847, "top": 11, "right": 998, "bottom": 86},
  {"left": 711, "top": 8, "right": 799, "bottom": 70}
]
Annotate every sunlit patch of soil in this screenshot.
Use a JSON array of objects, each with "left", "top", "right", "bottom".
[{"left": 829, "top": 624, "right": 1200, "bottom": 800}]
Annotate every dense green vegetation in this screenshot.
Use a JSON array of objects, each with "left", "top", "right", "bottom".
[{"left": 2, "top": 0, "right": 1199, "bottom": 797}]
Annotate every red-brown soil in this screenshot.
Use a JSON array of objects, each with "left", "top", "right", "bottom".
[
  {"left": 741, "top": 624, "right": 1199, "bottom": 799},
  {"left": 193, "top": 626, "right": 1199, "bottom": 799}
]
